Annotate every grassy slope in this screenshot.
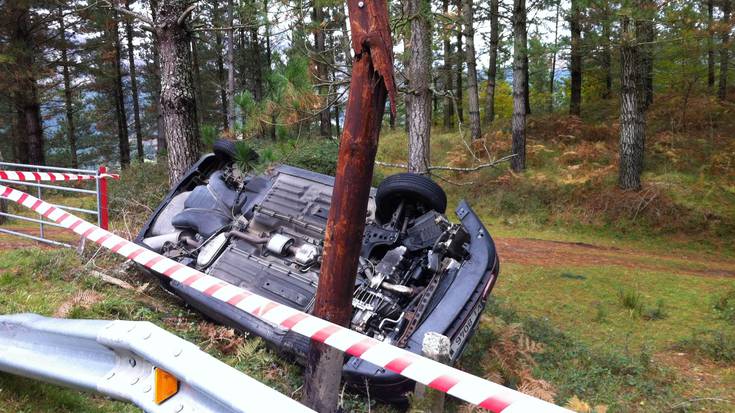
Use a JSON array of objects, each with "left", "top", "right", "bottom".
[{"left": 1, "top": 105, "right": 735, "bottom": 411}]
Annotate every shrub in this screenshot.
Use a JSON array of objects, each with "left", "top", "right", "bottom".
[
  {"left": 617, "top": 288, "right": 644, "bottom": 316},
  {"left": 675, "top": 330, "right": 735, "bottom": 363},
  {"left": 713, "top": 288, "right": 735, "bottom": 324}
]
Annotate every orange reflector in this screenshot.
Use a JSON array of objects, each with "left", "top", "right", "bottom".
[{"left": 154, "top": 367, "right": 179, "bottom": 404}]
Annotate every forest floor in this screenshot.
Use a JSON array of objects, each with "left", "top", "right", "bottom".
[{"left": 1, "top": 103, "right": 734, "bottom": 412}]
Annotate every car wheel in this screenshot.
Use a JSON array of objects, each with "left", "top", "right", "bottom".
[
  {"left": 213, "top": 139, "right": 238, "bottom": 161},
  {"left": 375, "top": 173, "right": 447, "bottom": 223}
]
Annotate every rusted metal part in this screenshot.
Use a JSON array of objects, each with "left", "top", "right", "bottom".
[{"left": 302, "top": 0, "right": 395, "bottom": 411}]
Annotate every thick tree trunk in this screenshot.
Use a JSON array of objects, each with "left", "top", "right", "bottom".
[
  {"left": 406, "top": 0, "right": 432, "bottom": 175},
  {"left": 511, "top": 0, "right": 527, "bottom": 172},
  {"left": 619, "top": 15, "right": 645, "bottom": 191},
  {"left": 112, "top": 10, "right": 130, "bottom": 168},
  {"left": 124, "top": 0, "right": 144, "bottom": 162},
  {"left": 719, "top": 0, "right": 731, "bottom": 100},
  {"left": 58, "top": 6, "right": 78, "bottom": 168},
  {"left": 707, "top": 0, "right": 715, "bottom": 90},
  {"left": 601, "top": 5, "right": 612, "bottom": 99},
  {"left": 569, "top": 0, "right": 582, "bottom": 116},
  {"left": 192, "top": 36, "right": 204, "bottom": 128},
  {"left": 548, "top": 0, "right": 560, "bottom": 112},
  {"left": 454, "top": 0, "right": 464, "bottom": 124},
  {"left": 150, "top": 0, "right": 167, "bottom": 155},
  {"left": 11, "top": 4, "right": 43, "bottom": 165},
  {"left": 226, "top": 0, "right": 236, "bottom": 132},
  {"left": 462, "top": 0, "right": 481, "bottom": 140},
  {"left": 442, "top": 0, "right": 454, "bottom": 129},
  {"left": 314, "top": 5, "right": 331, "bottom": 138},
  {"left": 156, "top": 0, "right": 201, "bottom": 187},
  {"left": 485, "top": 0, "right": 499, "bottom": 124}
]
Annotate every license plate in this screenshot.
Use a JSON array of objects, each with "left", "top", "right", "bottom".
[{"left": 450, "top": 300, "right": 484, "bottom": 358}]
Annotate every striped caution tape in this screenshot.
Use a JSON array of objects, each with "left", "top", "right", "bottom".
[
  {"left": 0, "top": 183, "right": 571, "bottom": 413},
  {"left": 0, "top": 171, "right": 119, "bottom": 182}
]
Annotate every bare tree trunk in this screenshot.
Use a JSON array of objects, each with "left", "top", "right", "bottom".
[
  {"left": 124, "top": 0, "right": 144, "bottom": 162},
  {"left": 442, "top": 0, "right": 454, "bottom": 129},
  {"left": 314, "top": 4, "right": 331, "bottom": 137},
  {"left": 601, "top": 4, "right": 612, "bottom": 99},
  {"left": 150, "top": 0, "right": 166, "bottom": 155},
  {"left": 156, "top": 0, "right": 201, "bottom": 187},
  {"left": 524, "top": 51, "right": 530, "bottom": 114},
  {"left": 58, "top": 6, "right": 78, "bottom": 168},
  {"left": 455, "top": 0, "right": 464, "bottom": 124},
  {"left": 511, "top": 0, "right": 527, "bottom": 172},
  {"left": 226, "top": 0, "right": 236, "bottom": 132},
  {"left": 707, "top": 0, "right": 715, "bottom": 90},
  {"left": 249, "top": 1, "right": 264, "bottom": 102},
  {"left": 569, "top": 0, "right": 582, "bottom": 116},
  {"left": 619, "top": 15, "right": 645, "bottom": 191},
  {"left": 485, "top": 0, "right": 499, "bottom": 124},
  {"left": 636, "top": 2, "right": 654, "bottom": 110},
  {"left": 548, "top": 0, "right": 560, "bottom": 113},
  {"left": 719, "top": 0, "right": 731, "bottom": 100},
  {"left": 214, "top": 2, "right": 229, "bottom": 131},
  {"left": 462, "top": 0, "right": 481, "bottom": 140},
  {"left": 264, "top": 0, "right": 276, "bottom": 140},
  {"left": 406, "top": 0, "right": 432, "bottom": 174},
  {"left": 112, "top": 9, "right": 130, "bottom": 168}
]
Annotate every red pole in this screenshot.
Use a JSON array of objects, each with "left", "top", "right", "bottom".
[
  {"left": 301, "top": 0, "right": 396, "bottom": 411},
  {"left": 98, "top": 165, "right": 109, "bottom": 230}
]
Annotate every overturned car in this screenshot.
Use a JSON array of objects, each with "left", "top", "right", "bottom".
[{"left": 135, "top": 141, "right": 500, "bottom": 401}]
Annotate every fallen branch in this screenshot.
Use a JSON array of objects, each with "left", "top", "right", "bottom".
[{"left": 376, "top": 153, "right": 517, "bottom": 172}]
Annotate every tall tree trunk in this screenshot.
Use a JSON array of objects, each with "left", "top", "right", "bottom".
[
  {"left": 524, "top": 50, "right": 530, "bottom": 114},
  {"left": 636, "top": 2, "right": 654, "bottom": 110},
  {"left": 314, "top": 5, "right": 331, "bottom": 137},
  {"left": 454, "top": 0, "right": 464, "bottom": 124},
  {"left": 601, "top": 4, "right": 612, "bottom": 99},
  {"left": 214, "top": 2, "right": 229, "bottom": 131},
  {"left": 156, "top": 0, "right": 201, "bottom": 187},
  {"left": 442, "top": 0, "right": 454, "bottom": 129},
  {"left": 112, "top": 9, "right": 130, "bottom": 168},
  {"left": 150, "top": 0, "right": 167, "bottom": 155},
  {"left": 707, "top": 0, "right": 715, "bottom": 90},
  {"left": 569, "top": 0, "right": 582, "bottom": 116},
  {"left": 125, "top": 0, "right": 144, "bottom": 162},
  {"left": 58, "top": 6, "right": 78, "bottom": 168},
  {"left": 548, "top": 0, "right": 560, "bottom": 112},
  {"left": 511, "top": 0, "right": 527, "bottom": 172},
  {"left": 485, "top": 0, "right": 499, "bottom": 124},
  {"left": 264, "top": 0, "right": 276, "bottom": 140},
  {"left": 226, "top": 0, "right": 236, "bottom": 132},
  {"left": 462, "top": 0, "right": 481, "bottom": 140},
  {"left": 192, "top": 36, "right": 204, "bottom": 129},
  {"left": 11, "top": 4, "right": 43, "bottom": 165},
  {"left": 619, "top": 14, "right": 645, "bottom": 191},
  {"left": 249, "top": 0, "right": 264, "bottom": 102},
  {"left": 719, "top": 0, "right": 731, "bottom": 100},
  {"left": 406, "top": 0, "right": 432, "bottom": 174}
]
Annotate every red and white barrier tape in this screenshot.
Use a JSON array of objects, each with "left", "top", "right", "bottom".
[
  {"left": 0, "top": 183, "right": 571, "bottom": 413},
  {"left": 0, "top": 171, "right": 119, "bottom": 182}
]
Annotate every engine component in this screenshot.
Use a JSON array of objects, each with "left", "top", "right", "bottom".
[
  {"left": 142, "top": 231, "right": 182, "bottom": 252},
  {"left": 267, "top": 234, "right": 295, "bottom": 255},
  {"left": 293, "top": 244, "right": 320, "bottom": 266},
  {"left": 197, "top": 232, "right": 229, "bottom": 268},
  {"left": 403, "top": 211, "right": 450, "bottom": 251},
  {"left": 372, "top": 246, "right": 407, "bottom": 288}
]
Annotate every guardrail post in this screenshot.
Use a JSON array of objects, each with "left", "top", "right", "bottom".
[
  {"left": 412, "top": 332, "right": 450, "bottom": 412},
  {"left": 301, "top": 0, "right": 395, "bottom": 410},
  {"left": 98, "top": 165, "right": 109, "bottom": 230}
]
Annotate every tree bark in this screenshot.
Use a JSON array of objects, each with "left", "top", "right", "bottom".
[
  {"left": 485, "top": 0, "right": 499, "bottom": 124},
  {"left": 636, "top": 2, "right": 655, "bottom": 110},
  {"left": 214, "top": 2, "right": 229, "bottom": 131},
  {"left": 511, "top": 0, "right": 527, "bottom": 172},
  {"left": 601, "top": 4, "right": 612, "bottom": 99},
  {"left": 58, "top": 6, "right": 78, "bottom": 168},
  {"left": 11, "top": 3, "right": 43, "bottom": 165},
  {"left": 124, "top": 0, "right": 144, "bottom": 162},
  {"left": 156, "top": 0, "right": 201, "bottom": 187},
  {"left": 707, "top": 0, "right": 715, "bottom": 90},
  {"left": 719, "top": 0, "right": 731, "bottom": 100},
  {"left": 192, "top": 35, "right": 204, "bottom": 129},
  {"left": 442, "top": 0, "right": 454, "bottom": 129},
  {"left": 264, "top": 0, "right": 276, "bottom": 140},
  {"left": 314, "top": 4, "right": 332, "bottom": 138},
  {"left": 454, "top": 0, "right": 464, "bottom": 124},
  {"left": 150, "top": 0, "right": 167, "bottom": 155},
  {"left": 406, "top": 0, "right": 432, "bottom": 174},
  {"left": 226, "top": 0, "right": 236, "bottom": 132},
  {"left": 569, "top": 0, "right": 582, "bottom": 116},
  {"left": 548, "top": 0, "right": 560, "bottom": 113},
  {"left": 462, "top": 0, "right": 481, "bottom": 140},
  {"left": 619, "top": 15, "right": 645, "bottom": 191},
  {"left": 112, "top": 9, "right": 130, "bottom": 168}
]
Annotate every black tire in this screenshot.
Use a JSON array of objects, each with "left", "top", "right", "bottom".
[
  {"left": 375, "top": 173, "right": 447, "bottom": 223},
  {"left": 213, "top": 139, "right": 238, "bottom": 161}
]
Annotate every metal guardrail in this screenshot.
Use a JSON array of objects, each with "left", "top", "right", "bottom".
[
  {"left": 0, "top": 313, "right": 314, "bottom": 413},
  {"left": 0, "top": 162, "right": 111, "bottom": 248}
]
